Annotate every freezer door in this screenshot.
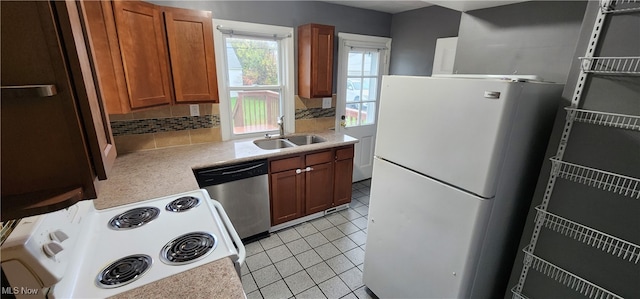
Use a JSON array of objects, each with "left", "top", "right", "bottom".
[
  {"left": 375, "top": 76, "right": 522, "bottom": 198},
  {"left": 363, "top": 157, "right": 492, "bottom": 298}
]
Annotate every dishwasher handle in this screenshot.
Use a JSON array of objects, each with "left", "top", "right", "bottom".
[
  {"left": 194, "top": 159, "right": 268, "bottom": 186},
  {"left": 221, "top": 163, "right": 264, "bottom": 176}
]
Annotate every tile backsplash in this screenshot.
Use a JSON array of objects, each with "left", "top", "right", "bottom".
[
  {"left": 111, "top": 96, "right": 337, "bottom": 153},
  {"left": 110, "top": 104, "right": 221, "bottom": 153}
]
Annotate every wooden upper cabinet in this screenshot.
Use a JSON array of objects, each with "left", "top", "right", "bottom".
[
  {"left": 164, "top": 7, "right": 219, "bottom": 103},
  {"left": 82, "top": 1, "right": 219, "bottom": 114},
  {"left": 298, "top": 23, "right": 335, "bottom": 98},
  {"left": 112, "top": 1, "right": 173, "bottom": 110},
  {"left": 1, "top": 1, "right": 116, "bottom": 220}
]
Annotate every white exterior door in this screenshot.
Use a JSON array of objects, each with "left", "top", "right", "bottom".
[{"left": 336, "top": 33, "right": 391, "bottom": 182}]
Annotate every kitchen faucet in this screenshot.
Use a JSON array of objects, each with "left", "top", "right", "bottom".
[{"left": 278, "top": 115, "right": 285, "bottom": 136}]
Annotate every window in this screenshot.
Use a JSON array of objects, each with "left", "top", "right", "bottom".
[
  {"left": 345, "top": 50, "right": 381, "bottom": 126},
  {"left": 213, "top": 20, "right": 294, "bottom": 139}
]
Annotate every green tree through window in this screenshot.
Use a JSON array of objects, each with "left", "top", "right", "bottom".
[{"left": 228, "top": 38, "right": 279, "bottom": 86}]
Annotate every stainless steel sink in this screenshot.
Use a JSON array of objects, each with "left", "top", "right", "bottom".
[
  {"left": 253, "top": 135, "right": 326, "bottom": 150},
  {"left": 253, "top": 138, "right": 296, "bottom": 150},
  {"left": 286, "top": 135, "right": 326, "bottom": 146}
]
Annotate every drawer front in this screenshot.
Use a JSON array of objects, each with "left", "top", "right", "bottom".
[
  {"left": 305, "top": 150, "right": 333, "bottom": 166},
  {"left": 335, "top": 146, "right": 354, "bottom": 160},
  {"left": 270, "top": 156, "right": 302, "bottom": 173}
]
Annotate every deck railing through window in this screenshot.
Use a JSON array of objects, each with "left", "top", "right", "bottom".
[{"left": 232, "top": 90, "right": 280, "bottom": 134}]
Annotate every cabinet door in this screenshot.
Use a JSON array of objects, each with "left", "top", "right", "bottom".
[
  {"left": 1, "top": 1, "right": 103, "bottom": 220},
  {"left": 298, "top": 24, "right": 334, "bottom": 98},
  {"left": 305, "top": 162, "right": 334, "bottom": 214},
  {"left": 164, "top": 7, "right": 219, "bottom": 103},
  {"left": 112, "top": 1, "right": 172, "bottom": 109},
  {"left": 63, "top": 0, "right": 117, "bottom": 179},
  {"left": 334, "top": 146, "right": 354, "bottom": 206},
  {"left": 271, "top": 170, "right": 305, "bottom": 226},
  {"left": 80, "top": 1, "right": 131, "bottom": 114},
  {"left": 311, "top": 25, "right": 334, "bottom": 97},
  {"left": 334, "top": 157, "right": 354, "bottom": 206}
]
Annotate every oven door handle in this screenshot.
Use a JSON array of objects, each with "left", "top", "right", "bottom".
[{"left": 210, "top": 199, "right": 246, "bottom": 266}]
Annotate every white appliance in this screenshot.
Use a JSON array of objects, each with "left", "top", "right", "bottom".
[
  {"left": 1, "top": 189, "right": 245, "bottom": 298},
  {"left": 362, "top": 75, "right": 563, "bottom": 298}
]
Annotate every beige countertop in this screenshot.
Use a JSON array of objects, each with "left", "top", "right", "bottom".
[{"left": 95, "top": 130, "right": 357, "bottom": 298}]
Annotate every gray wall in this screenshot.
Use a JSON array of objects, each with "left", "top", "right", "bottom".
[
  {"left": 505, "top": 2, "right": 640, "bottom": 298},
  {"left": 454, "top": 1, "right": 587, "bottom": 83},
  {"left": 389, "top": 6, "right": 461, "bottom": 76},
  {"left": 150, "top": 0, "right": 392, "bottom": 94}
]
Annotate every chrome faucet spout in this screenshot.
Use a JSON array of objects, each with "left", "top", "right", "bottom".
[{"left": 278, "top": 115, "right": 285, "bottom": 136}]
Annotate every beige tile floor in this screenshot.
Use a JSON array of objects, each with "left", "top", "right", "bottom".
[{"left": 241, "top": 180, "right": 378, "bottom": 299}]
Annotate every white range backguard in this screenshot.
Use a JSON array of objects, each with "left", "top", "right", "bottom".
[{"left": 363, "top": 157, "right": 492, "bottom": 298}]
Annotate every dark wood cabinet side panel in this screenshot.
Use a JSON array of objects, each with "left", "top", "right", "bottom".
[
  {"left": 305, "top": 162, "right": 334, "bottom": 214},
  {"left": 298, "top": 24, "right": 312, "bottom": 98},
  {"left": 164, "top": 7, "right": 218, "bottom": 103},
  {"left": 112, "top": 1, "right": 172, "bottom": 109}
]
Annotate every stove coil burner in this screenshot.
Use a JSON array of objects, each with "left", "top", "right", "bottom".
[
  {"left": 108, "top": 207, "right": 160, "bottom": 230},
  {"left": 96, "top": 254, "right": 152, "bottom": 288},
  {"left": 160, "top": 232, "right": 217, "bottom": 265},
  {"left": 165, "top": 196, "right": 201, "bottom": 212}
]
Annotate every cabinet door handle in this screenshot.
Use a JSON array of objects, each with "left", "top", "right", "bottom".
[
  {"left": 296, "top": 167, "right": 313, "bottom": 174},
  {"left": 1, "top": 84, "right": 57, "bottom": 98}
]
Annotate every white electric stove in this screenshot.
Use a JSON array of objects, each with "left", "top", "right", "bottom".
[{"left": 1, "top": 189, "right": 245, "bottom": 298}]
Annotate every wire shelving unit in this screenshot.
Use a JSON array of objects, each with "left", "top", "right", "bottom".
[
  {"left": 566, "top": 108, "right": 640, "bottom": 131},
  {"left": 513, "top": 0, "right": 640, "bottom": 297},
  {"left": 579, "top": 57, "right": 640, "bottom": 75}
]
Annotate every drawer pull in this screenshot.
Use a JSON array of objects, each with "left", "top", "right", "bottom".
[{"left": 295, "top": 167, "right": 314, "bottom": 174}]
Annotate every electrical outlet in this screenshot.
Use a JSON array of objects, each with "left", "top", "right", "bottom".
[
  {"left": 190, "top": 105, "right": 200, "bottom": 116},
  {"left": 322, "top": 97, "right": 332, "bottom": 109}
]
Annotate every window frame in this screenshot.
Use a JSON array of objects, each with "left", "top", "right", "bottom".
[
  {"left": 213, "top": 19, "right": 295, "bottom": 140},
  {"left": 336, "top": 33, "right": 391, "bottom": 129}
]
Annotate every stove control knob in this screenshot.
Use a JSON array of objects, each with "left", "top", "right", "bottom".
[
  {"left": 50, "top": 230, "right": 69, "bottom": 242},
  {"left": 43, "top": 242, "right": 64, "bottom": 258}
]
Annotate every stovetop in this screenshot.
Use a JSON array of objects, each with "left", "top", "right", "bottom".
[{"left": 1, "top": 189, "right": 242, "bottom": 299}]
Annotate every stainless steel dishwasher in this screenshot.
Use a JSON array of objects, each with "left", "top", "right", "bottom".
[{"left": 194, "top": 159, "right": 270, "bottom": 242}]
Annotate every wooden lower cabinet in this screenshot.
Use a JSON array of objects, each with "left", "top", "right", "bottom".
[
  {"left": 270, "top": 169, "right": 305, "bottom": 225},
  {"left": 305, "top": 161, "right": 334, "bottom": 215},
  {"left": 333, "top": 146, "right": 355, "bottom": 206},
  {"left": 269, "top": 145, "right": 354, "bottom": 226}
]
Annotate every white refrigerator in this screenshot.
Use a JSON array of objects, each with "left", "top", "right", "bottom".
[{"left": 362, "top": 75, "right": 563, "bottom": 298}]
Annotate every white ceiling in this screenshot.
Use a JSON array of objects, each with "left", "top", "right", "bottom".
[{"left": 319, "top": 0, "right": 530, "bottom": 14}]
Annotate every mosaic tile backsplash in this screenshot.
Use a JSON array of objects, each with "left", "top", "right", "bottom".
[
  {"left": 295, "top": 107, "right": 336, "bottom": 119},
  {"left": 111, "top": 115, "right": 220, "bottom": 136}
]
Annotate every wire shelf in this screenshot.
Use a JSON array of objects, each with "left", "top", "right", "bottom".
[
  {"left": 522, "top": 245, "right": 623, "bottom": 299},
  {"left": 511, "top": 287, "right": 530, "bottom": 299},
  {"left": 601, "top": 0, "right": 640, "bottom": 13},
  {"left": 579, "top": 57, "right": 640, "bottom": 75},
  {"left": 534, "top": 206, "right": 640, "bottom": 263},
  {"left": 550, "top": 158, "right": 640, "bottom": 199},
  {"left": 566, "top": 108, "right": 640, "bottom": 131}
]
